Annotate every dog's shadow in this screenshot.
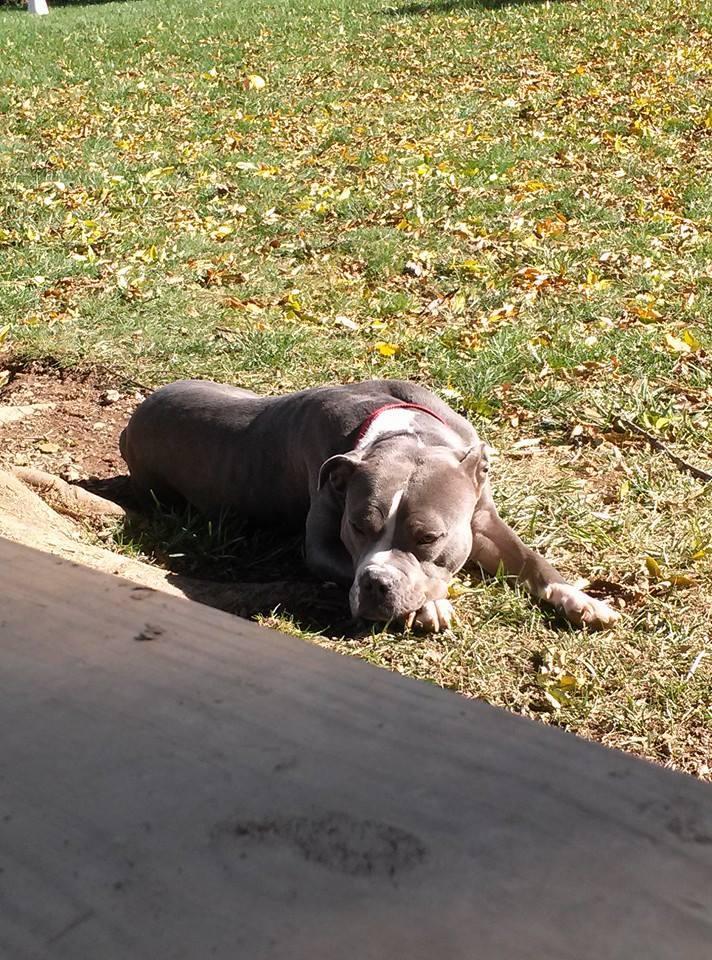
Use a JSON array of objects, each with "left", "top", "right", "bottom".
[
  {"left": 80, "top": 476, "right": 620, "bottom": 639},
  {"left": 85, "top": 476, "right": 359, "bottom": 636}
]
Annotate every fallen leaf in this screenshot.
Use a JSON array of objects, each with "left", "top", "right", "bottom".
[
  {"left": 488, "top": 303, "right": 518, "bottom": 324},
  {"left": 668, "top": 574, "right": 696, "bottom": 588},
  {"left": 629, "top": 297, "right": 662, "bottom": 322},
  {"left": 210, "top": 224, "right": 235, "bottom": 241},
  {"left": 665, "top": 332, "right": 692, "bottom": 354},
  {"left": 542, "top": 690, "right": 562, "bottom": 711},
  {"left": 375, "top": 341, "right": 399, "bottom": 357},
  {"left": 334, "top": 315, "right": 359, "bottom": 330}
]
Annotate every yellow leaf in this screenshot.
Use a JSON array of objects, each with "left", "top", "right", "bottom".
[
  {"left": 522, "top": 180, "right": 551, "bottom": 193},
  {"left": 681, "top": 328, "right": 701, "bottom": 351},
  {"left": 629, "top": 297, "right": 661, "bottom": 322},
  {"left": 457, "top": 259, "right": 482, "bottom": 274},
  {"left": 143, "top": 166, "right": 175, "bottom": 181},
  {"left": 583, "top": 270, "right": 612, "bottom": 292},
  {"left": 136, "top": 245, "right": 158, "bottom": 263},
  {"left": 0, "top": 324, "right": 10, "bottom": 343},
  {"left": 645, "top": 556, "right": 663, "bottom": 579},
  {"left": 691, "top": 549, "right": 707, "bottom": 561},
  {"left": 450, "top": 291, "right": 467, "bottom": 314},
  {"left": 669, "top": 574, "right": 696, "bottom": 588},
  {"left": 283, "top": 293, "right": 302, "bottom": 314},
  {"left": 375, "top": 341, "right": 399, "bottom": 357},
  {"left": 247, "top": 74, "right": 266, "bottom": 91},
  {"left": 619, "top": 479, "right": 630, "bottom": 499}
]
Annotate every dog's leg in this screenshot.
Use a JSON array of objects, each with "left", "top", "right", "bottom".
[
  {"left": 304, "top": 503, "right": 354, "bottom": 586},
  {"left": 468, "top": 503, "right": 619, "bottom": 628}
]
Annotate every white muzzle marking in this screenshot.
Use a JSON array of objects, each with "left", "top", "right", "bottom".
[{"left": 349, "top": 488, "right": 404, "bottom": 615}]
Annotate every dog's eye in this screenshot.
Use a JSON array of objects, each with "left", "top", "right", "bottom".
[
  {"left": 416, "top": 532, "right": 443, "bottom": 546},
  {"left": 350, "top": 520, "right": 366, "bottom": 536}
]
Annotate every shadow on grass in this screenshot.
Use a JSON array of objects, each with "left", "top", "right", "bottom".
[
  {"left": 85, "top": 478, "right": 357, "bottom": 635},
  {"left": 383, "top": 0, "right": 575, "bottom": 15},
  {"left": 1, "top": 0, "right": 142, "bottom": 9},
  {"left": 81, "top": 475, "right": 599, "bottom": 640}
]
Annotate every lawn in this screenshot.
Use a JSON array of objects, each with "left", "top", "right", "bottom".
[{"left": 1, "top": 0, "right": 711, "bottom": 777}]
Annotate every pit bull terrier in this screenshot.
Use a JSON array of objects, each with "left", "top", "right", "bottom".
[{"left": 120, "top": 379, "right": 620, "bottom": 633}]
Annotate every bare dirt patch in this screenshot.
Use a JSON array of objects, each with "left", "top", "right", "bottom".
[{"left": 0, "top": 361, "right": 143, "bottom": 480}]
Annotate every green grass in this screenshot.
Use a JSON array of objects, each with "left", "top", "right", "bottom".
[{"left": 1, "top": 0, "right": 711, "bottom": 777}]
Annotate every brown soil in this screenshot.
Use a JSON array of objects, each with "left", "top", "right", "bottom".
[{"left": 0, "top": 361, "right": 143, "bottom": 480}]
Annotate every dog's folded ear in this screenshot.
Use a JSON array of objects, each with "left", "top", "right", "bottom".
[
  {"left": 459, "top": 441, "right": 490, "bottom": 486},
  {"left": 317, "top": 451, "right": 362, "bottom": 495}
]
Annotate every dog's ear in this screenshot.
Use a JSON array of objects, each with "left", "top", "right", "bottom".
[
  {"left": 317, "top": 452, "right": 362, "bottom": 495},
  {"left": 459, "top": 441, "right": 490, "bottom": 487}
]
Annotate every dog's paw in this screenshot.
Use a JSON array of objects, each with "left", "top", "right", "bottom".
[
  {"left": 544, "top": 582, "right": 620, "bottom": 629},
  {"left": 404, "top": 598, "right": 454, "bottom": 633}
]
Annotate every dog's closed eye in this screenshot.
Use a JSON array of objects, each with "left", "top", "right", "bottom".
[
  {"left": 350, "top": 518, "right": 383, "bottom": 538},
  {"left": 415, "top": 531, "right": 444, "bottom": 546}
]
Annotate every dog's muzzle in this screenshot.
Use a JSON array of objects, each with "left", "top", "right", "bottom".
[{"left": 350, "top": 561, "right": 427, "bottom": 623}]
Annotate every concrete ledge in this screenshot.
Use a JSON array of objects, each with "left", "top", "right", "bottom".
[{"left": 1, "top": 537, "right": 711, "bottom": 958}]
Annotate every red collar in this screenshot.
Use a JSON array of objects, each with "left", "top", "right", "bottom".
[{"left": 355, "top": 402, "right": 447, "bottom": 445}]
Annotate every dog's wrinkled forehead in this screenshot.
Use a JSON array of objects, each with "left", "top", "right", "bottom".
[{"left": 346, "top": 437, "right": 475, "bottom": 523}]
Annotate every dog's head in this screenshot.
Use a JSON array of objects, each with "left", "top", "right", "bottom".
[{"left": 318, "top": 436, "right": 488, "bottom": 623}]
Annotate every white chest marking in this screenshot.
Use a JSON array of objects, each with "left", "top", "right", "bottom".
[{"left": 356, "top": 409, "right": 422, "bottom": 450}]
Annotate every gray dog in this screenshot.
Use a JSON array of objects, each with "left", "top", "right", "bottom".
[{"left": 120, "top": 379, "right": 619, "bottom": 633}]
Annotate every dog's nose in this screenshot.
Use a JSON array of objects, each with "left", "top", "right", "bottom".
[{"left": 359, "top": 567, "right": 394, "bottom": 602}]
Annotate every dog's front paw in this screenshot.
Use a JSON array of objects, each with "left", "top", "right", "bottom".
[
  {"left": 544, "top": 582, "right": 620, "bottom": 629},
  {"left": 404, "top": 598, "right": 454, "bottom": 633}
]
